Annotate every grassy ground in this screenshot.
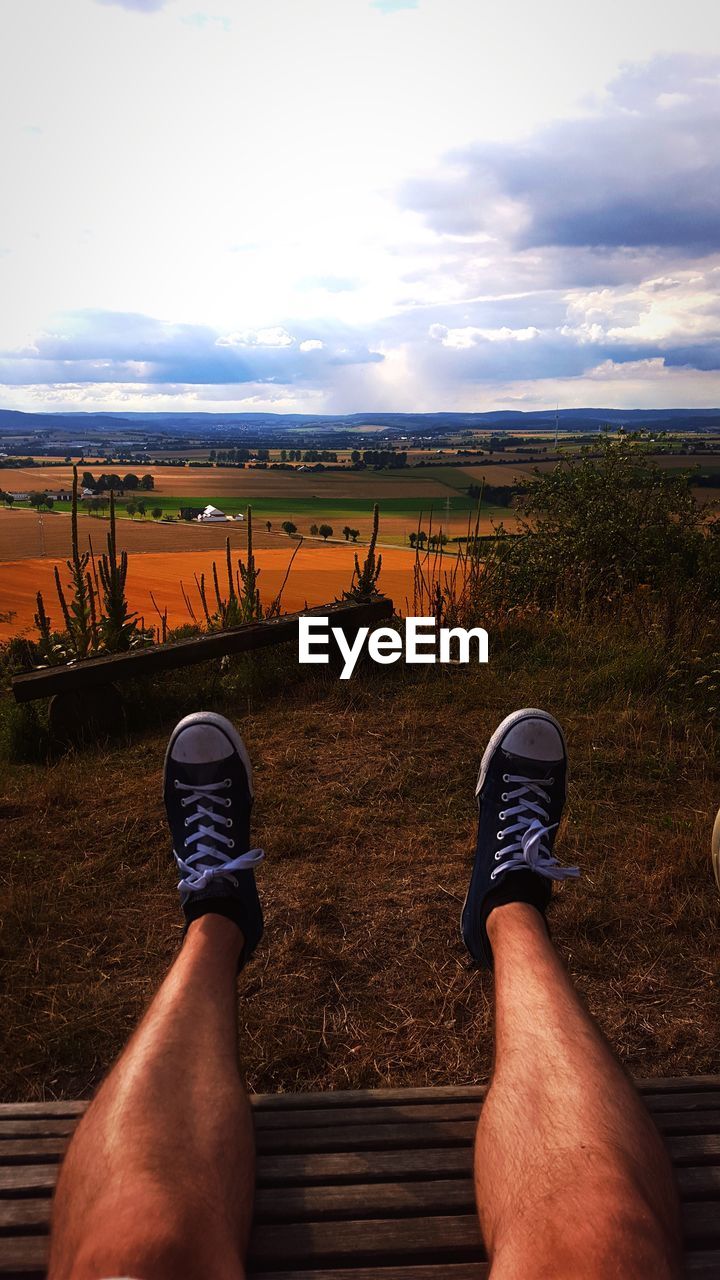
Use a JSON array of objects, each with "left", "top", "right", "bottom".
[{"left": 1, "top": 620, "right": 718, "bottom": 1101}]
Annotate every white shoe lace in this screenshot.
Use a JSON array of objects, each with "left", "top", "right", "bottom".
[
  {"left": 491, "top": 773, "right": 580, "bottom": 882},
  {"left": 173, "top": 777, "right": 264, "bottom": 893}
]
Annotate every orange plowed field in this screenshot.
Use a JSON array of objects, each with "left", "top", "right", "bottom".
[{"left": 0, "top": 545, "right": 420, "bottom": 640}]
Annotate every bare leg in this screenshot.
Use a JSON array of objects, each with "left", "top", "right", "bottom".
[
  {"left": 475, "top": 903, "right": 682, "bottom": 1280},
  {"left": 48, "top": 915, "right": 253, "bottom": 1280}
]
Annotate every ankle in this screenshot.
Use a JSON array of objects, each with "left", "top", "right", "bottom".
[
  {"left": 185, "top": 913, "right": 246, "bottom": 959},
  {"left": 486, "top": 899, "right": 547, "bottom": 945}
]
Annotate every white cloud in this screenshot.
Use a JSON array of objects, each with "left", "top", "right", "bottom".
[
  {"left": 217, "top": 327, "right": 295, "bottom": 348},
  {"left": 1, "top": 1, "right": 720, "bottom": 410}
]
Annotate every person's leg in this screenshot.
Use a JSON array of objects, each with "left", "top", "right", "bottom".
[
  {"left": 49, "top": 916, "right": 253, "bottom": 1280},
  {"left": 476, "top": 903, "right": 682, "bottom": 1279},
  {"left": 49, "top": 711, "right": 266, "bottom": 1280},
  {"left": 461, "top": 708, "right": 682, "bottom": 1280}
]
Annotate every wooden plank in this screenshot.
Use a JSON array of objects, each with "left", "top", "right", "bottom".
[
  {"left": 11, "top": 598, "right": 394, "bottom": 703},
  {"left": 0, "top": 1105, "right": 86, "bottom": 1120},
  {"left": 0, "top": 1122, "right": 76, "bottom": 1139},
  {"left": 252, "top": 1269, "right": 488, "bottom": 1280},
  {"left": 0, "top": 1236, "right": 45, "bottom": 1272},
  {"left": 256, "top": 1120, "right": 476, "bottom": 1154},
  {"left": 667, "top": 1135, "right": 720, "bottom": 1166},
  {"left": 0, "top": 1166, "right": 57, "bottom": 1195},
  {"left": 1, "top": 1133, "right": 719, "bottom": 1178},
  {"left": 686, "top": 1254, "right": 720, "bottom": 1278},
  {"left": 0, "top": 1198, "right": 52, "bottom": 1230},
  {"left": 252, "top": 1094, "right": 720, "bottom": 1130},
  {"left": 0, "top": 1142, "right": 65, "bottom": 1166},
  {"left": 6, "top": 1187, "right": 718, "bottom": 1246},
  {"left": 677, "top": 1167, "right": 720, "bottom": 1199},
  {"left": 1, "top": 1077, "right": 717, "bottom": 1120},
  {"left": 250, "top": 1076, "right": 720, "bottom": 1110},
  {"left": 248, "top": 1213, "right": 484, "bottom": 1266},
  {"left": 256, "top": 1148, "right": 473, "bottom": 1185},
  {"left": 4, "top": 1113, "right": 711, "bottom": 1157},
  {"left": 1, "top": 1104, "right": 719, "bottom": 1147}
]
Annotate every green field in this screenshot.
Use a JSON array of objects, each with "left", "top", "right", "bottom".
[{"left": 20, "top": 491, "right": 511, "bottom": 539}]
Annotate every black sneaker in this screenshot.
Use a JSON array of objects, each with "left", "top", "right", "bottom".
[
  {"left": 461, "top": 708, "right": 579, "bottom": 967},
  {"left": 163, "top": 711, "right": 264, "bottom": 966}
]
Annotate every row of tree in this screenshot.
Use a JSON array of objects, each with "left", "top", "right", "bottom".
[
  {"left": 274, "top": 521, "right": 361, "bottom": 541},
  {"left": 81, "top": 471, "right": 155, "bottom": 493}
]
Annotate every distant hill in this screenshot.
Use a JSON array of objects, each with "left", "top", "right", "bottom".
[{"left": 1, "top": 406, "right": 719, "bottom": 438}]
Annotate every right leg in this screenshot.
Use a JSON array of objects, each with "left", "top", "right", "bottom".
[
  {"left": 476, "top": 903, "right": 682, "bottom": 1280},
  {"left": 460, "top": 708, "right": 682, "bottom": 1279}
]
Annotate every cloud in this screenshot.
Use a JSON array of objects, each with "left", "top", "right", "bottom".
[
  {"left": 95, "top": 0, "right": 168, "bottom": 11},
  {"left": 372, "top": 0, "right": 418, "bottom": 11},
  {"left": 402, "top": 55, "right": 720, "bottom": 254},
  {"left": 0, "top": 310, "right": 383, "bottom": 387}
]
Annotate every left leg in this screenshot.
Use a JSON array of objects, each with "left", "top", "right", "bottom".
[
  {"left": 49, "top": 915, "right": 253, "bottom": 1280},
  {"left": 49, "top": 711, "right": 266, "bottom": 1280}
]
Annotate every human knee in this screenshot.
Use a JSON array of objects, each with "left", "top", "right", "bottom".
[{"left": 53, "top": 1190, "right": 245, "bottom": 1280}]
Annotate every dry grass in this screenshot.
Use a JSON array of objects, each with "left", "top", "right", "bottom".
[{"left": 1, "top": 627, "right": 718, "bottom": 1102}]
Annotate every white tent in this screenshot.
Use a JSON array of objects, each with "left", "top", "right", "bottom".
[{"left": 197, "top": 504, "right": 232, "bottom": 523}]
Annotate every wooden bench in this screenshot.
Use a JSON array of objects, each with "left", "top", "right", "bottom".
[
  {"left": 1, "top": 1077, "right": 719, "bottom": 1277},
  {"left": 10, "top": 597, "right": 394, "bottom": 739}
]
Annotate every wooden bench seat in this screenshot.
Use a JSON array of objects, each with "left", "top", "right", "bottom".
[{"left": 2, "top": 1077, "right": 719, "bottom": 1277}]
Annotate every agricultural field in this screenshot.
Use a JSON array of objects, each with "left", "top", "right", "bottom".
[{"left": 0, "top": 543, "right": 421, "bottom": 640}]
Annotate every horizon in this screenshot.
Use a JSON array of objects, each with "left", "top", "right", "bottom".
[{"left": 2, "top": 0, "right": 720, "bottom": 415}]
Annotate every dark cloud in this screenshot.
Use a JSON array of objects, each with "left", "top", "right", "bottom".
[
  {"left": 402, "top": 55, "right": 720, "bottom": 254},
  {"left": 0, "top": 311, "right": 383, "bottom": 387}
]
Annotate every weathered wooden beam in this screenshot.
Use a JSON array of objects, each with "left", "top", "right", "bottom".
[{"left": 11, "top": 597, "right": 394, "bottom": 704}]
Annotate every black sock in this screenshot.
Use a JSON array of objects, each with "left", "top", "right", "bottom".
[{"left": 480, "top": 870, "right": 550, "bottom": 963}]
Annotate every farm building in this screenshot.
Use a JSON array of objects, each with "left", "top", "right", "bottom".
[{"left": 197, "top": 504, "right": 232, "bottom": 523}]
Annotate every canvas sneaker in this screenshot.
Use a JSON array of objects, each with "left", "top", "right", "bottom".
[
  {"left": 461, "top": 708, "right": 580, "bottom": 967},
  {"left": 163, "top": 711, "right": 264, "bottom": 965}
]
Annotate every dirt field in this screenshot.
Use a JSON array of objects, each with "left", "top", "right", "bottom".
[
  {"left": 0, "top": 544, "right": 420, "bottom": 639},
  {"left": 0, "top": 509, "right": 280, "bottom": 562},
  {"left": 0, "top": 507, "right": 513, "bottom": 564},
  {"left": 2, "top": 465, "right": 456, "bottom": 499}
]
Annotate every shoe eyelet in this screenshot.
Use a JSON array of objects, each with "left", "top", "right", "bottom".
[
  {"left": 494, "top": 851, "right": 502, "bottom": 860},
  {"left": 490, "top": 868, "right": 498, "bottom": 880},
  {"left": 227, "top": 839, "right": 235, "bottom": 849},
  {"left": 184, "top": 817, "right": 190, "bottom": 826},
  {"left": 224, "top": 778, "right": 231, "bottom": 788},
  {"left": 174, "top": 779, "right": 180, "bottom": 789},
  {"left": 501, "top": 793, "right": 508, "bottom": 802},
  {"left": 498, "top": 811, "right": 506, "bottom": 821},
  {"left": 502, "top": 774, "right": 510, "bottom": 783},
  {"left": 497, "top": 831, "right": 504, "bottom": 840},
  {"left": 548, "top": 776, "right": 554, "bottom": 785},
  {"left": 224, "top": 798, "right": 232, "bottom": 808},
  {"left": 226, "top": 818, "right": 233, "bottom": 828}
]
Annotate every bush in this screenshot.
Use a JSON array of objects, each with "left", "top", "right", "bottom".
[{"left": 476, "top": 437, "right": 716, "bottom": 618}]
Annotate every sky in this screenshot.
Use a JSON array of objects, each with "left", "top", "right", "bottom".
[{"left": 1, "top": 0, "right": 719, "bottom": 414}]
